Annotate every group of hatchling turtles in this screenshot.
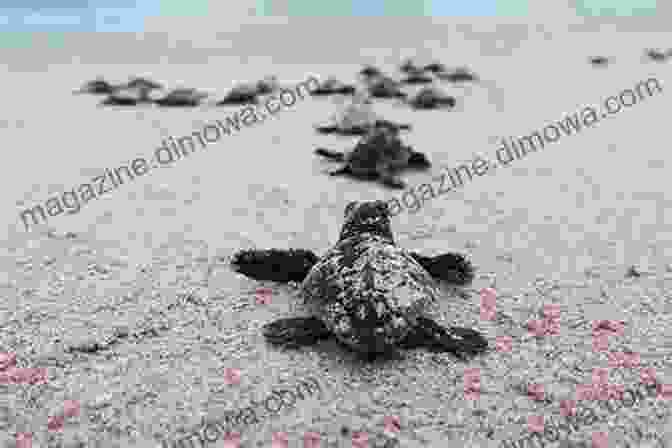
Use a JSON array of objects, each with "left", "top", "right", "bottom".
[
  {"left": 74, "top": 75, "right": 286, "bottom": 107},
  {"left": 312, "top": 58, "right": 479, "bottom": 189},
  {"left": 589, "top": 47, "right": 672, "bottom": 66}
]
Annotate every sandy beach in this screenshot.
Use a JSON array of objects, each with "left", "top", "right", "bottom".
[{"left": 0, "top": 11, "right": 671, "bottom": 448}]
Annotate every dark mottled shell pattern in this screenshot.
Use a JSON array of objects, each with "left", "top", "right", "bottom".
[{"left": 299, "top": 232, "right": 441, "bottom": 351}]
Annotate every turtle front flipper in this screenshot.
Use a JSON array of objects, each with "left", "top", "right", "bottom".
[
  {"left": 410, "top": 252, "right": 474, "bottom": 285},
  {"left": 315, "top": 148, "right": 346, "bottom": 162},
  {"left": 401, "top": 317, "right": 488, "bottom": 359},
  {"left": 231, "top": 249, "right": 319, "bottom": 283},
  {"left": 328, "top": 165, "right": 352, "bottom": 177},
  {"left": 263, "top": 317, "right": 331, "bottom": 347}
]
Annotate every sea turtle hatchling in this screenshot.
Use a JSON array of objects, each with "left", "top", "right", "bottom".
[
  {"left": 407, "top": 87, "right": 456, "bottom": 110},
  {"left": 311, "top": 77, "right": 358, "bottom": 96},
  {"left": 366, "top": 76, "right": 407, "bottom": 99},
  {"left": 154, "top": 88, "right": 209, "bottom": 107},
  {"left": 231, "top": 200, "right": 488, "bottom": 360},
  {"left": 74, "top": 77, "right": 117, "bottom": 95},
  {"left": 314, "top": 101, "right": 410, "bottom": 136},
  {"left": 315, "top": 126, "right": 429, "bottom": 189}
]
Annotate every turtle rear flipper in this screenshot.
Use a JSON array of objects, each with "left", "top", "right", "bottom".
[
  {"left": 231, "top": 249, "right": 319, "bottom": 283},
  {"left": 263, "top": 317, "right": 331, "bottom": 346},
  {"left": 401, "top": 317, "right": 488, "bottom": 359},
  {"left": 410, "top": 252, "right": 474, "bottom": 284},
  {"left": 407, "top": 151, "right": 431, "bottom": 169},
  {"left": 377, "top": 164, "right": 405, "bottom": 189}
]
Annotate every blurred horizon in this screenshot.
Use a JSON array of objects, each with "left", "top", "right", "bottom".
[{"left": 0, "top": 0, "right": 660, "bottom": 48}]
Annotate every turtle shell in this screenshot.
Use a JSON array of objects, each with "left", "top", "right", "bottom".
[
  {"left": 299, "top": 234, "right": 442, "bottom": 352},
  {"left": 345, "top": 128, "right": 412, "bottom": 175}
]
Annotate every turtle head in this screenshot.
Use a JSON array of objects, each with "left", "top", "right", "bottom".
[
  {"left": 339, "top": 201, "right": 393, "bottom": 242},
  {"left": 331, "top": 299, "right": 410, "bottom": 355}
]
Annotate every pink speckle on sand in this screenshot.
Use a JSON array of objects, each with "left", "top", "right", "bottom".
[
  {"left": 15, "top": 432, "right": 32, "bottom": 448},
  {"left": 576, "top": 384, "right": 596, "bottom": 401},
  {"left": 256, "top": 287, "right": 272, "bottom": 305},
  {"left": 592, "top": 333, "right": 609, "bottom": 352},
  {"left": 479, "top": 288, "right": 496, "bottom": 320},
  {"left": 592, "top": 431, "right": 609, "bottom": 448},
  {"left": 658, "top": 383, "right": 672, "bottom": 400},
  {"left": 63, "top": 400, "right": 80, "bottom": 418},
  {"left": 527, "top": 383, "right": 545, "bottom": 401},
  {"left": 223, "top": 367, "right": 241, "bottom": 385},
  {"left": 47, "top": 414, "right": 65, "bottom": 431},
  {"left": 271, "top": 431, "right": 289, "bottom": 448},
  {"left": 542, "top": 303, "right": 561, "bottom": 320},
  {"left": 383, "top": 415, "right": 401, "bottom": 434},
  {"left": 495, "top": 335, "right": 513, "bottom": 352},
  {"left": 222, "top": 432, "right": 241, "bottom": 448},
  {"left": 352, "top": 431, "right": 369, "bottom": 448},
  {"left": 592, "top": 368, "right": 610, "bottom": 387},
  {"left": 560, "top": 399, "right": 577, "bottom": 417},
  {"left": 527, "top": 415, "right": 544, "bottom": 433},
  {"left": 592, "top": 320, "right": 625, "bottom": 335},
  {"left": 463, "top": 368, "right": 481, "bottom": 399},
  {"left": 640, "top": 367, "right": 658, "bottom": 385},
  {"left": 303, "top": 431, "right": 321, "bottom": 448},
  {"left": 527, "top": 319, "right": 546, "bottom": 337}
]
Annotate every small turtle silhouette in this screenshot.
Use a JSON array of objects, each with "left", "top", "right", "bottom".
[
  {"left": 74, "top": 78, "right": 117, "bottom": 95},
  {"left": 125, "top": 77, "right": 164, "bottom": 91},
  {"left": 408, "top": 87, "right": 456, "bottom": 110},
  {"left": 423, "top": 62, "right": 447, "bottom": 74},
  {"left": 646, "top": 49, "right": 669, "bottom": 62},
  {"left": 315, "top": 126, "right": 430, "bottom": 189},
  {"left": 314, "top": 101, "right": 410, "bottom": 136},
  {"left": 437, "top": 67, "right": 478, "bottom": 83},
  {"left": 100, "top": 87, "right": 154, "bottom": 106},
  {"left": 359, "top": 65, "right": 383, "bottom": 79},
  {"left": 401, "top": 70, "right": 434, "bottom": 84},
  {"left": 399, "top": 58, "right": 423, "bottom": 74},
  {"left": 589, "top": 56, "right": 609, "bottom": 66},
  {"left": 100, "top": 77, "right": 163, "bottom": 106},
  {"left": 154, "top": 88, "right": 208, "bottom": 107},
  {"left": 312, "top": 77, "right": 357, "bottom": 96},
  {"left": 217, "top": 78, "right": 275, "bottom": 105},
  {"left": 231, "top": 200, "right": 486, "bottom": 360},
  {"left": 254, "top": 76, "right": 283, "bottom": 95},
  {"left": 366, "top": 76, "right": 407, "bottom": 99}
]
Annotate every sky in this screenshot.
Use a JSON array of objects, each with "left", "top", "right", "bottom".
[{"left": 0, "top": 0, "right": 659, "bottom": 34}]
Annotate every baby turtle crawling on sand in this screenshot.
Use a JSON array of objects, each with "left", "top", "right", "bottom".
[
  {"left": 74, "top": 78, "right": 117, "bottom": 95},
  {"left": 589, "top": 56, "right": 609, "bottom": 66},
  {"left": 315, "top": 101, "right": 410, "bottom": 136},
  {"left": 315, "top": 126, "right": 429, "bottom": 189},
  {"left": 154, "top": 88, "right": 208, "bottom": 107},
  {"left": 437, "top": 67, "right": 479, "bottom": 83},
  {"left": 366, "top": 76, "right": 407, "bottom": 99},
  {"left": 400, "top": 69, "right": 434, "bottom": 85},
  {"left": 100, "top": 87, "right": 153, "bottom": 106},
  {"left": 125, "top": 77, "right": 164, "bottom": 91},
  {"left": 645, "top": 49, "right": 670, "bottom": 62},
  {"left": 359, "top": 65, "right": 383, "bottom": 80},
  {"left": 311, "top": 77, "right": 357, "bottom": 96},
  {"left": 408, "top": 87, "right": 456, "bottom": 110},
  {"left": 423, "top": 62, "right": 448, "bottom": 74},
  {"left": 217, "top": 78, "right": 278, "bottom": 105},
  {"left": 231, "top": 200, "right": 488, "bottom": 360}
]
